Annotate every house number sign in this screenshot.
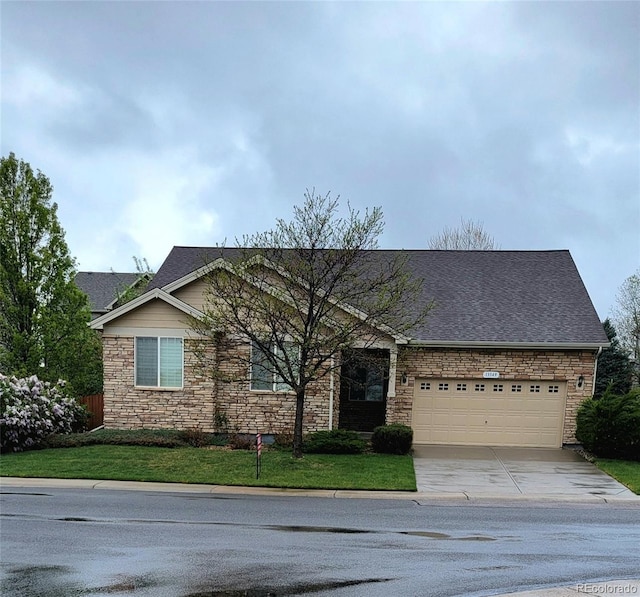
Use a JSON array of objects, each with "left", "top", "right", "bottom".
[{"left": 483, "top": 371, "right": 500, "bottom": 379}]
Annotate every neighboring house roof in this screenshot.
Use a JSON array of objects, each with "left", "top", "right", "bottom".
[
  {"left": 75, "top": 271, "right": 149, "bottom": 318},
  {"left": 142, "top": 246, "right": 608, "bottom": 348}
]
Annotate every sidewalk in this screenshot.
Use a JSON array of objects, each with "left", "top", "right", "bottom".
[
  {"left": 2, "top": 476, "right": 640, "bottom": 505},
  {"left": 495, "top": 579, "right": 640, "bottom": 596}
]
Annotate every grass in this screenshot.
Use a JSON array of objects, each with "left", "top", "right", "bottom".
[
  {"left": 595, "top": 458, "right": 640, "bottom": 494},
  {"left": 0, "top": 445, "right": 416, "bottom": 491}
]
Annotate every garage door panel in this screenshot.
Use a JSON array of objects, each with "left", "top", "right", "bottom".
[{"left": 411, "top": 378, "right": 565, "bottom": 448}]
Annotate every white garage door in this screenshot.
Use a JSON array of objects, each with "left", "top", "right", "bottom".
[{"left": 411, "top": 379, "right": 566, "bottom": 448}]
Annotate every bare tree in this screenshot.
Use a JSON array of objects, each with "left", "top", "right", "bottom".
[
  {"left": 429, "top": 217, "right": 498, "bottom": 250},
  {"left": 612, "top": 269, "right": 640, "bottom": 385},
  {"left": 191, "top": 190, "right": 432, "bottom": 457}
]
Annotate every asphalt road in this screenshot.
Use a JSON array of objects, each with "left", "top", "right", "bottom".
[{"left": 1, "top": 488, "right": 639, "bottom": 597}]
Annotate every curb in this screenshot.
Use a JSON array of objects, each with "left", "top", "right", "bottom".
[{"left": 1, "top": 477, "right": 639, "bottom": 505}]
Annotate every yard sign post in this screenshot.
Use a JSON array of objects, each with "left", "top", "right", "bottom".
[{"left": 256, "top": 433, "right": 262, "bottom": 479}]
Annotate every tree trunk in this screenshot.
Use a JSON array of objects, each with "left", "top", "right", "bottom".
[{"left": 292, "top": 387, "right": 306, "bottom": 458}]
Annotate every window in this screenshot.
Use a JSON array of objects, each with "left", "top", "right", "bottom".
[
  {"left": 548, "top": 385, "right": 559, "bottom": 393},
  {"left": 135, "top": 337, "right": 183, "bottom": 388},
  {"left": 438, "top": 383, "right": 449, "bottom": 391},
  {"left": 420, "top": 382, "right": 431, "bottom": 391},
  {"left": 251, "top": 341, "right": 298, "bottom": 392},
  {"left": 349, "top": 365, "right": 384, "bottom": 402},
  {"left": 511, "top": 384, "right": 522, "bottom": 392},
  {"left": 474, "top": 383, "right": 485, "bottom": 392},
  {"left": 530, "top": 384, "right": 541, "bottom": 393},
  {"left": 456, "top": 383, "right": 467, "bottom": 391},
  {"left": 493, "top": 384, "right": 504, "bottom": 392}
]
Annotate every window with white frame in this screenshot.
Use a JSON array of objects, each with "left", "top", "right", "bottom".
[
  {"left": 135, "top": 337, "right": 183, "bottom": 388},
  {"left": 251, "top": 340, "right": 298, "bottom": 391}
]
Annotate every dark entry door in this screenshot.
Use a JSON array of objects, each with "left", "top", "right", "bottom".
[{"left": 339, "top": 350, "right": 389, "bottom": 432}]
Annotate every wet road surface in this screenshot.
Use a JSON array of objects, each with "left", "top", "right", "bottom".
[{"left": 1, "top": 488, "right": 639, "bottom": 596}]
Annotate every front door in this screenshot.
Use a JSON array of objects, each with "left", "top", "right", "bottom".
[{"left": 339, "top": 350, "right": 389, "bottom": 432}]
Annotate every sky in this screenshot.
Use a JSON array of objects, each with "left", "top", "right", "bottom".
[{"left": 1, "top": 1, "right": 638, "bottom": 320}]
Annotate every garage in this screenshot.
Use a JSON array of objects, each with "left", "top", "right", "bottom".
[{"left": 411, "top": 378, "right": 566, "bottom": 448}]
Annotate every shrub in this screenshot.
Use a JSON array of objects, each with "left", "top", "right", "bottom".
[
  {"left": 43, "top": 429, "right": 231, "bottom": 449},
  {"left": 179, "top": 428, "right": 210, "bottom": 448},
  {"left": 575, "top": 399, "right": 598, "bottom": 452},
  {"left": 304, "top": 429, "right": 366, "bottom": 454},
  {"left": 371, "top": 424, "right": 413, "bottom": 455},
  {"left": 272, "top": 432, "right": 294, "bottom": 451},
  {"left": 576, "top": 389, "right": 640, "bottom": 461},
  {"left": 228, "top": 433, "right": 255, "bottom": 450},
  {"left": 0, "top": 374, "right": 87, "bottom": 452}
]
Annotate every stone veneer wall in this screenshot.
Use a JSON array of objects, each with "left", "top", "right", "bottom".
[
  {"left": 102, "top": 336, "right": 217, "bottom": 430},
  {"left": 387, "top": 347, "right": 597, "bottom": 444},
  {"left": 103, "top": 336, "right": 595, "bottom": 444},
  {"left": 102, "top": 335, "right": 334, "bottom": 434}
]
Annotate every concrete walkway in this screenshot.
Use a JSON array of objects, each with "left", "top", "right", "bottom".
[
  {"left": 412, "top": 445, "right": 639, "bottom": 500},
  {"left": 495, "top": 579, "right": 640, "bottom": 596}
]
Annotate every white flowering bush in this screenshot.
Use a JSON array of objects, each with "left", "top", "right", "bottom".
[{"left": 0, "top": 374, "right": 87, "bottom": 452}]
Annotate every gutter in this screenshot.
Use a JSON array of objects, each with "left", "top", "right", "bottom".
[{"left": 406, "top": 340, "right": 611, "bottom": 351}]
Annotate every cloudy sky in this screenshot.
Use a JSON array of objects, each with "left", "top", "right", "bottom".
[{"left": 2, "top": 1, "right": 638, "bottom": 320}]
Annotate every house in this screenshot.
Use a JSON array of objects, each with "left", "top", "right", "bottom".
[
  {"left": 89, "top": 247, "right": 608, "bottom": 448},
  {"left": 76, "top": 271, "right": 151, "bottom": 320}
]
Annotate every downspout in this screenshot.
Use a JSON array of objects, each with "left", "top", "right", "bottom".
[
  {"left": 592, "top": 346, "right": 603, "bottom": 397},
  {"left": 328, "top": 356, "right": 335, "bottom": 430}
]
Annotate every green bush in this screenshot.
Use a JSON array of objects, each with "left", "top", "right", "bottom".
[
  {"left": 272, "top": 432, "right": 294, "bottom": 451},
  {"left": 575, "top": 399, "right": 598, "bottom": 451},
  {"left": 371, "top": 424, "right": 413, "bottom": 455},
  {"left": 44, "top": 429, "right": 188, "bottom": 449},
  {"left": 576, "top": 389, "right": 640, "bottom": 461},
  {"left": 179, "top": 428, "right": 211, "bottom": 447},
  {"left": 43, "top": 428, "right": 230, "bottom": 449},
  {"left": 304, "top": 429, "right": 366, "bottom": 454},
  {"left": 227, "top": 433, "right": 254, "bottom": 450}
]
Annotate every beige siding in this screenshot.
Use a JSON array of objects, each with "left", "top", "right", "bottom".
[
  {"left": 104, "top": 299, "right": 190, "bottom": 330},
  {"left": 172, "top": 278, "right": 209, "bottom": 311}
]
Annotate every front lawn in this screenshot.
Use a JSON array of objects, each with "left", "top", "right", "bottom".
[
  {"left": 0, "top": 445, "right": 416, "bottom": 491},
  {"left": 595, "top": 458, "right": 640, "bottom": 494}
]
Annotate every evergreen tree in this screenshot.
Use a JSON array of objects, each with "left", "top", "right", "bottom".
[{"left": 594, "top": 319, "right": 633, "bottom": 397}]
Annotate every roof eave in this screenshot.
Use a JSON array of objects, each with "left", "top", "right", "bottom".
[{"left": 406, "top": 340, "right": 610, "bottom": 350}]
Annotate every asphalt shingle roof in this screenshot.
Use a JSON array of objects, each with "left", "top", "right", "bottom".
[
  {"left": 76, "top": 271, "right": 143, "bottom": 315},
  {"left": 148, "top": 246, "right": 607, "bottom": 346}
]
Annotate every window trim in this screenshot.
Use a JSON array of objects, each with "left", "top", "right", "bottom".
[{"left": 134, "top": 336, "right": 184, "bottom": 389}]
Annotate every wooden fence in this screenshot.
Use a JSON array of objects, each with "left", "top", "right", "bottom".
[{"left": 80, "top": 393, "right": 104, "bottom": 430}]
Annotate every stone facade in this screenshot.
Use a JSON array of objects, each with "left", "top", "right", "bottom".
[
  {"left": 387, "top": 347, "right": 597, "bottom": 444},
  {"left": 103, "top": 335, "right": 595, "bottom": 444},
  {"left": 102, "top": 335, "right": 335, "bottom": 434}
]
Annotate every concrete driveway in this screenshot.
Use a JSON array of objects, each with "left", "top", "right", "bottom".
[{"left": 412, "top": 445, "right": 639, "bottom": 501}]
